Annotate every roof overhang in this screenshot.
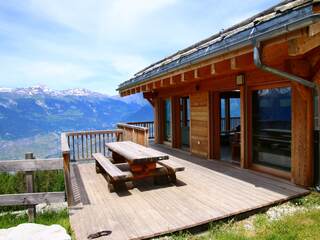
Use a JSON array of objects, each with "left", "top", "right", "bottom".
[{"left": 118, "top": 0, "right": 320, "bottom": 95}]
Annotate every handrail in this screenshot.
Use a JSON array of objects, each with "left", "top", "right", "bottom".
[
  {"left": 65, "top": 129, "right": 123, "bottom": 136},
  {"left": 117, "top": 123, "right": 148, "bottom": 131},
  {"left": 0, "top": 158, "right": 63, "bottom": 172}
]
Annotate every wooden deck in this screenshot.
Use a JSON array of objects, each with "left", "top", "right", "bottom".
[{"left": 69, "top": 145, "right": 309, "bottom": 240}]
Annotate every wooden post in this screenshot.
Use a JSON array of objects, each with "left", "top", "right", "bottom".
[
  {"left": 240, "top": 84, "right": 249, "bottom": 168},
  {"left": 291, "top": 83, "right": 314, "bottom": 186},
  {"left": 62, "top": 152, "right": 72, "bottom": 206},
  {"left": 61, "top": 133, "right": 73, "bottom": 206},
  {"left": 225, "top": 97, "right": 230, "bottom": 132},
  {"left": 25, "top": 152, "right": 36, "bottom": 222},
  {"left": 212, "top": 92, "right": 221, "bottom": 159}
]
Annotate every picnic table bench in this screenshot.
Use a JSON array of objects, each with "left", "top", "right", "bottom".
[{"left": 93, "top": 141, "right": 185, "bottom": 192}]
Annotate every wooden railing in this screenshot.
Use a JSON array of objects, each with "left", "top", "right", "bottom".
[
  {"left": 127, "top": 121, "right": 154, "bottom": 139},
  {"left": 61, "top": 129, "right": 124, "bottom": 204},
  {"left": 0, "top": 152, "right": 65, "bottom": 221},
  {"left": 61, "top": 126, "right": 149, "bottom": 204},
  {"left": 63, "top": 130, "right": 123, "bottom": 162},
  {"left": 117, "top": 123, "right": 149, "bottom": 146}
]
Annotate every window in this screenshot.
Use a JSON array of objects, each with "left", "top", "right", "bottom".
[{"left": 252, "top": 87, "right": 291, "bottom": 171}]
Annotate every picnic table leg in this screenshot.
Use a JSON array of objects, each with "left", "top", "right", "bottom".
[
  {"left": 108, "top": 181, "right": 129, "bottom": 192},
  {"left": 112, "top": 152, "right": 127, "bottom": 163},
  {"left": 96, "top": 160, "right": 103, "bottom": 173},
  {"left": 154, "top": 168, "right": 170, "bottom": 185},
  {"left": 168, "top": 172, "right": 177, "bottom": 184}
]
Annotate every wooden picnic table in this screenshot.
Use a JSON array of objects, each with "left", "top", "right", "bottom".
[
  {"left": 93, "top": 141, "right": 184, "bottom": 192},
  {"left": 105, "top": 141, "right": 169, "bottom": 176},
  {"left": 106, "top": 141, "right": 169, "bottom": 163}
]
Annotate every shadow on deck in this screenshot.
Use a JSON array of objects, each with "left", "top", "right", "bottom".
[{"left": 69, "top": 144, "right": 309, "bottom": 240}]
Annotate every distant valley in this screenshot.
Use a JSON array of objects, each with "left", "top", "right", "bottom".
[{"left": 0, "top": 86, "right": 153, "bottom": 159}]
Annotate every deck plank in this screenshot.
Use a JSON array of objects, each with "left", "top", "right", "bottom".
[{"left": 69, "top": 145, "right": 309, "bottom": 240}]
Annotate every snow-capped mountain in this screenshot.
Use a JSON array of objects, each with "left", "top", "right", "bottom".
[
  {"left": 0, "top": 86, "right": 153, "bottom": 140},
  {"left": 0, "top": 85, "right": 106, "bottom": 97}
]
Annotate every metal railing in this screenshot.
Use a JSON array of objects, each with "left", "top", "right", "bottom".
[{"left": 221, "top": 117, "right": 241, "bottom": 133}]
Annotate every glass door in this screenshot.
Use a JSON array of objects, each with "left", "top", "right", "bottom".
[
  {"left": 252, "top": 87, "right": 291, "bottom": 171},
  {"left": 164, "top": 98, "right": 172, "bottom": 142},
  {"left": 180, "top": 97, "right": 190, "bottom": 147}
]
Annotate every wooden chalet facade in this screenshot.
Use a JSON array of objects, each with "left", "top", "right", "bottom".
[{"left": 118, "top": 0, "right": 320, "bottom": 187}]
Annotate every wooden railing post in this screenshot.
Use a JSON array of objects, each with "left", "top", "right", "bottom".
[
  {"left": 61, "top": 133, "right": 73, "bottom": 206},
  {"left": 62, "top": 152, "right": 72, "bottom": 206},
  {"left": 25, "top": 152, "right": 36, "bottom": 222}
]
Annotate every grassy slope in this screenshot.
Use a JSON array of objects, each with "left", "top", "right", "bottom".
[{"left": 171, "top": 192, "right": 320, "bottom": 240}]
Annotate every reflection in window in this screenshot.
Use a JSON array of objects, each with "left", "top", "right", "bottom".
[{"left": 252, "top": 87, "right": 291, "bottom": 171}]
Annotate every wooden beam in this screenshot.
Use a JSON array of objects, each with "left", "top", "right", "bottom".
[
  {"left": 154, "top": 98, "right": 160, "bottom": 144},
  {"left": 289, "top": 32, "right": 320, "bottom": 56},
  {"left": 195, "top": 69, "right": 200, "bottom": 79},
  {"left": 171, "top": 96, "right": 181, "bottom": 148},
  {"left": 0, "top": 192, "right": 66, "bottom": 206},
  {"left": 313, "top": 68, "right": 320, "bottom": 85},
  {"left": 141, "top": 85, "right": 147, "bottom": 92},
  {"left": 211, "top": 63, "right": 216, "bottom": 75},
  {"left": 161, "top": 77, "right": 170, "bottom": 87},
  {"left": 291, "top": 82, "right": 314, "bottom": 187},
  {"left": 0, "top": 159, "right": 63, "bottom": 172},
  {"left": 214, "top": 60, "right": 232, "bottom": 74},
  {"left": 120, "top": 46, "right": 253, "bottom": 93},
  {"left": 230, "top": 58, "right": 237, "bottom": 70},
  {"left": 211, "top": 91, "right": 220, "bottom": 159},
  {"left": 309, "top": 22, "right": 320, "bottom": 37},
  {"left": 262, "top": 41, "right": 289, "bottom": 65},
  {"left": 25, "top": 153, "right": 35, "bottom": 222},
  {"left": 240, "top": 82, "right": 249, "bottom": 169},
  {"left": 287, "top": 59, "right": 311, "bottom": 78}
]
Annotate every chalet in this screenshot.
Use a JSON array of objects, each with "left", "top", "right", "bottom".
[{"left": 118, "top": 0, "right": 320, "bottom": 187}]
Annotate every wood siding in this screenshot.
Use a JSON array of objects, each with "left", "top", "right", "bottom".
[{"left": 190, "top": 92, "right": 209, "bottom": 158}]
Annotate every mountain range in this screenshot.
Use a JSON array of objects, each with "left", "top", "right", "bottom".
[{"left": 0, "top": 86, "right": 153, "bottom": 141}]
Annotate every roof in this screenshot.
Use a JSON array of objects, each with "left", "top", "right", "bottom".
[{"left": 118, "top": 0, "right": 320, "bottom": 91}]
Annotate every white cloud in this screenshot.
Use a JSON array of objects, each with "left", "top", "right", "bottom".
[
  {"left": 0, "top": 57, "right": 95, "bottom": 88},
  {"left": 19, "top": 61, "right": 94, "bottom": 81},
  {"left": 0, "top": 0, "right": 281, "bottom": 95},
  {"left": 27, "top": 0, "right": 178, "bottom": 38},
  {"left": 109, "top": 54, "right": 150, "bottom": 76}
]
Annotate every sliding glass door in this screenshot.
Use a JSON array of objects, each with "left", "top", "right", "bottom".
[
  {"left": 252, "top": 87, "right": 291, "bottom": 171},
  {"left": 164, "top": 98, "right": 172, "bottom": 142}
]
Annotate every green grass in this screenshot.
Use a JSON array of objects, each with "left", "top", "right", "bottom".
[
  {"left": 0, "top": 209, "right": 75, "bottom": 239},
  {"left": 0, "top": 171, "right": 65, "bottom": 212},
  {"left": 169, "top": 191, "right": 320, "bottom": 240}
]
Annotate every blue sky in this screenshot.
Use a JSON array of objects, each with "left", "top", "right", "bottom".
[{"left": 0, "top": 0, "right": 280, "bottom": 95}]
